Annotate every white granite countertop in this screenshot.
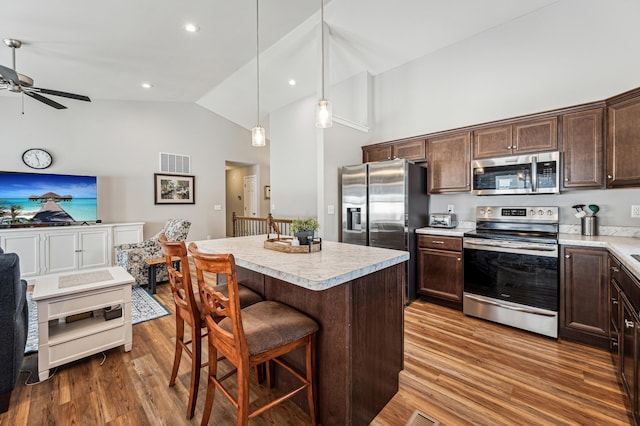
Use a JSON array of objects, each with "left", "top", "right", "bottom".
[
  {"left": 189, "top": 235, "right": 409, "bottom": 291},
  {"left": 559, "top": 233, "right": 640, "bottom": 279},
  {"left": 416, "top": 226, "right": 474, "bottom": 237}
]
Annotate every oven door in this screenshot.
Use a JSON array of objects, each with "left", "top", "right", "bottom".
[
  {"left": 463, "top": 237, "right": 559, "bottom": 337},
  {"left": 463, "top": 238, "right": 558, "bottom": 310}
]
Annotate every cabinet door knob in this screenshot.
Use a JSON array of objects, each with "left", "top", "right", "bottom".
[
  {"left": 612, "top": 298, "right": 618, "bottom": 305},
  {"left": 607, "top": 175, "right": 613, "bottom": 179},
  {"left": 564, "top": 178, "right": 569, "bottom": 182},
  {"left": 565, "top": 254, "right": 571, "bottom": 259},
  {"left": 625, "top": 319, "right": 635, "bottom": 329},
  {"left": 611, "top": 266, "right": 620, "bottom": 272},
  {"left": 457, "top": 257, "right": 461, "bottom": 261}
]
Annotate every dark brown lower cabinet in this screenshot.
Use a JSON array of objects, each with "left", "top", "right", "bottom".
[
  {"left": 610, "top": 255, "right": 640, "bottom": 425},
  {"left": 560, "top": 246, "right": 609, "bottom": 347},
  {"left": 417, "top": 235, "right": 463, "bottom": 309}
]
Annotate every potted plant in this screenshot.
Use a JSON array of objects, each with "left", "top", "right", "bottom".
[{"left": 290, "top": 217, "right": 319, "bottom": 245}]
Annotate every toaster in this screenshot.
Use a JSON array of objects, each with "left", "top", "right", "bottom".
[{"left": 429, "top": 213, "right": 458, "bottom": 228}]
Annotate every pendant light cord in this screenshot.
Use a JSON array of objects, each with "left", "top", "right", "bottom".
[
  {"left": 320, "top": 0, "right": 325, "bottom": 99},
  {"left": 256, "top": 0, "right": 260, "bottom": 124}
]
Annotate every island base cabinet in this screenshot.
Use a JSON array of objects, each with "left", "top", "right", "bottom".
[{"left": 237, "top": 263, "right": 405, "bottom": 426}]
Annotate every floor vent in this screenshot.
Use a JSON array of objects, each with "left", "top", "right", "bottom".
[
  {"left": 406, "top": 410, "right": 440, "bottom": 426},
  {"left": 159, "top": 152, "right": 191, "bottom": 174}
]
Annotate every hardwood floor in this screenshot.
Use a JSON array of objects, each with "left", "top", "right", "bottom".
[
  {"left": 1, "top": 287, "right": 633, "bottom": 425},
  {"left": 372, "top": 299, "right": 634, "bottom": 426}
]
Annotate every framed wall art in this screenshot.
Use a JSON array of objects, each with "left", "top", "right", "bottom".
[{"left": 154, "top": 173, "right": 195, "bottom": 204}]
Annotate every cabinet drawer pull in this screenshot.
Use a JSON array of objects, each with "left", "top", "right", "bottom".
[
  {"left": 74, "top": 249, "right": 83, "bottom": 253},
  {"left": 431, "top": 241, "right": 445, "bottom": 244},
  {"left": 625, "top": 319, "right": 635, "bottom": 329},
  {"left": 612, "top": 298, "right": 618, "bottom": 305}
]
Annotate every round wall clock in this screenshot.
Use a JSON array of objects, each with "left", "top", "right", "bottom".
[{"left": 22, "top": 148, "right": 53, "bottom": 169}]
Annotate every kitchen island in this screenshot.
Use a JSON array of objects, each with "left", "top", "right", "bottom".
[{"left": 192, "top": 235, "right": 409, "bottom": 426}]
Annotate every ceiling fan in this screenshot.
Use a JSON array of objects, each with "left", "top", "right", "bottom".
[{"left": 0, "top": 38, "right": 91, "bottom": 110}]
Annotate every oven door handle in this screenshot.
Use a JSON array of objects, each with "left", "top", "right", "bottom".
[
  {"left": 531, "top": 155, "right": 537, "bottom": 192},
  {"left": 463, "top": 239, "right": 558, "bottom": 257},
  {"left": 465, "top": 294, "right": 556, "bottom": 317}
]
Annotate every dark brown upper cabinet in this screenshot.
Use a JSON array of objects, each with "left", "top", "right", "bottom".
[
  {"left": 362, "top": 139, "right": 426, "bottom": 163},
  {"left": 473, "top": 117, "right": 558, "bottom": 159},
  {"left": 562, "top": 108, "right": 604, "bottom": 189},
  {"left": 606, "top": 89, "right": 640, "bottom": 188},
  {"left": 427, "top": 132, "right": 470, "bottom": 194},
  {"left": 392, "top": 139, "right": 426, "bottom": 162},
  {"left": 362, "top": 144, "right": 393, "bottom": 163}
]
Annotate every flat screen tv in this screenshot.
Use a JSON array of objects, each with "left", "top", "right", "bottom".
[{"left": 0, "top": 171, "right": 97, "bottom": 227}]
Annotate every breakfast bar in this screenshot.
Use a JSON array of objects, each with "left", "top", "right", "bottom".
[{"left": 193, "top": 235, "right": 409, "bottom": 426}]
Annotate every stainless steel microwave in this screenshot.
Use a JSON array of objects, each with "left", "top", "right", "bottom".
[{"left": 471, "top": 151, "right": 560, "bottom": 195}]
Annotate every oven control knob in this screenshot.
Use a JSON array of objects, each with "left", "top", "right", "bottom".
[
  {"left": 479, "top": 209, "right": 485, "bottom": 215},
  {"left": 529, "top": 209, "right": 535, "bottom": 216},
  {"left": 538, "top": 209, "right": 544, "bottom": 216},
  {"left": 547, "top": 210, "right": 553, "bottom": 216}
]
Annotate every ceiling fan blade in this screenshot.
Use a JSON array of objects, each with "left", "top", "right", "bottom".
[
  {"left": 25, "top": 92, "right": 67, "bottom": 109},
  {"left": 0, "top": 64, "right": 20, "bottom": 86},
  {"left": 34, "top": 87, "right": 91, "bottom": 102}
]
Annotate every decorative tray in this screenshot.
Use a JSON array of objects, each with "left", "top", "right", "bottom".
[{"left": 264, "top": 237, "right": 322, "bottom": 253}]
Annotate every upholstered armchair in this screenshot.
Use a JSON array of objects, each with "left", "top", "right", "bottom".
[
  {"left": 115, "top": 219, "right": 191, "bottom": 286},
  {"left": 0, "top": 247, "right": 28, "bottom": 413}
]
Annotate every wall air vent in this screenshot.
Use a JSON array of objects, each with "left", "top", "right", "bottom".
[{"left": 159, "top": 152, "right": 191, "bottom": 174}]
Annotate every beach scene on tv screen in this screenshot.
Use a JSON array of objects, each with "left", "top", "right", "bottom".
[{"left": 0, "top": 173, "right": 97, "bottom": 225}]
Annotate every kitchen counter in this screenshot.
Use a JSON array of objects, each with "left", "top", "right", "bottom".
[
  {"left": 191, "top": 234, "right": 409, "bottom": 291},
  {"left": 416, "top": 226, "right": 474, "bottom": 237},
  {"left": 189, "top": 234, "right": 407, "bottom": 425},
  {"left": 559, "top": 233, "right": 640, "bottom": 278}
]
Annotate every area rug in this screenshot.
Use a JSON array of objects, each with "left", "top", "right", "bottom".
[{"left": 25, "top": 285, "right": 169, "bottom": 354}]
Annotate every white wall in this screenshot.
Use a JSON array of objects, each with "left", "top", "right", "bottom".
[
  {"left": 372, "top": 0, "right": 640, "bottom": 142},
  {"left": 269, "top": 96, "right": 319, "bottom": 219},
  {"left": 0, "top": 98, "right": 269, "bottom": 241}
]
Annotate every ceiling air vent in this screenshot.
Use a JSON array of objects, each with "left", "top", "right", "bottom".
[{"left": 159, "top": 152, "right": 191, "bottom": 174}]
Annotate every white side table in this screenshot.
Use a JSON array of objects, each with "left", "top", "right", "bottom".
[{"left": 32, "top": 266, "right": 134, "bottom": 381}]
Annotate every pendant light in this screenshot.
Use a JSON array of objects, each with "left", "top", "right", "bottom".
[
  {"left": 315, "top": 0, "right": 332, "bottom": 128},
  {"left": 251, "top": 0, "right": 266, "bottom": 147}
]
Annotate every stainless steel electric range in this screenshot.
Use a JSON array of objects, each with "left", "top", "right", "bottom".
[{"left": 463, "top": 206, "right": 559, "bottom": 338}]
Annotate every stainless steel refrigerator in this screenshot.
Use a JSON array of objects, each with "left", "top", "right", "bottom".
[{"left": 340, "top": 158, "right": 429, "bottom": 302}]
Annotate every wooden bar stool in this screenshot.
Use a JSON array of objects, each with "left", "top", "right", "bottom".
[
  {"left": 188, "top": 242, "right": 318, "bottom": 426},
  {"left": 158, "top": 235, "right": 263, "bottom": 420}
]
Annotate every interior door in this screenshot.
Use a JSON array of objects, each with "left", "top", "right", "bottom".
[{"left": 243, "top": 175, "right": 258, "bottom": 217}]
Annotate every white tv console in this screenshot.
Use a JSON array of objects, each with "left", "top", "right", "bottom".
[
  {"left": 32, "top": 266, "right": 134, "bottom": 380},
  {"left": 0, "top": 222, "right": 144, "bottom": 277}
]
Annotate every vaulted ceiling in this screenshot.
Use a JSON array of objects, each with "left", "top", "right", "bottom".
[{"left": 1, "top": 0, "right": 558, "bottom": 128}]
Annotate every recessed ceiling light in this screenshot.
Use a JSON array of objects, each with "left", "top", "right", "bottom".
[
  {"left": 184, "top": 23, "right": 200, "bottom": 33},
  {"left": 141, "top": 82, "right": 153, "bottom": 89},
  {"left": 288, "top": 79, "right": 296, "bottom": 86}
]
